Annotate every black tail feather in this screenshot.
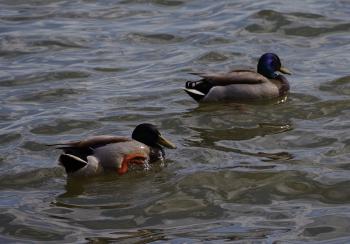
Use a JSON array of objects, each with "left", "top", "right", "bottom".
[
  {"left": 185, "top": 79, "right": 213, "bottom": 102},
  {"left": 59, "top": 154, "right": 87, "bottom": 173}
]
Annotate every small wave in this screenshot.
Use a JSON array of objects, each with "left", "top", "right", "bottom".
[
  {"left": 124, "top": 32, "right": 184, "bottom": 44},
  {"left": 30, "top": 118, "right": 100, "bottom": 135},
  {"left": 0, "top": 71, "right": 90, "bottom": 87}
]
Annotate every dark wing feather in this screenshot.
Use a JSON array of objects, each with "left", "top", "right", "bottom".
[
  {"left": 47, "top": 135, "right": 131, "bottom": 149},
  {"left": 190, "top": 70, "right": 269, "bottom": 86}
]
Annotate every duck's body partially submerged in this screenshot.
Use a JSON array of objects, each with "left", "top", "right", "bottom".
[
  {"left": 184, "top": 53, "right": 291, "bottom": 102},
  {"left": 49, "top": 124, "right": 176, "bottom": 177}
]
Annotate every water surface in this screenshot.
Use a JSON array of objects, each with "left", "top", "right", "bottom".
[{"left": 1, "top": 0, "right": 350, "bottom": 242}]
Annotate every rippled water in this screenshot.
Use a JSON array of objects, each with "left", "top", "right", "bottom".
[{"left": 1, "top": 0, "right": 350, "bottom": 242}]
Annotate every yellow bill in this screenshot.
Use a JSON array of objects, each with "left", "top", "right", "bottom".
[
  {"left": 158, "top": 135, "right": 176, "bottom": 149},
  {"left": 279, "top": 66, "right": 292, "bottom": 75}
]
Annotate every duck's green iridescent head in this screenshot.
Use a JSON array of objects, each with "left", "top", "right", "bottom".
[
  {"left": 132, "top": 123, "right": 176, "bottom": 149},
  {"left": 257, "top": 53, "right": 291, "bottom": 79}
]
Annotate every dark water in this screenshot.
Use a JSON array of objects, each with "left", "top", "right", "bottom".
[{"left": 1, "top": 0, "right": 350, "bottom": 242}]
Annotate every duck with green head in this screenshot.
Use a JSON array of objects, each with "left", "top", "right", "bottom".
[
  {"left": 48, "top": 123, "right": 176, "bottom": 177},
  {"left": 184, "top": 53, "right": 292, "bottom": 102}
]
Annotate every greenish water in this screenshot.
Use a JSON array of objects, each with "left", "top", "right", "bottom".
[{"left": 1, "top": 0, "right": 350, "bottom": 242}]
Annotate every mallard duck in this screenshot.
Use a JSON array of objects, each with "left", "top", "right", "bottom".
[
  {"left": 49, "top": 123, "right": 176, "bottom": 177},
  {"left": 184, "top": 53, "right": 291, "bottom": 102}
]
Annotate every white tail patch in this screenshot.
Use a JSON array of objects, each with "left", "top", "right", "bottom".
[
  {"left": 86, "top": 156, "right": 100, "bottom": 168},
  {"left": 60, "top": 153, "right": 87, "bottom": 164},
  {"left": 183, "top": 88, "right": 205, "bottom": 96}
]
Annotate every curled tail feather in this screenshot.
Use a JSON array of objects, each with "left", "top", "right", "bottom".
[{"left": 184, "top": 79, "right": 213, "bottom": 102}]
